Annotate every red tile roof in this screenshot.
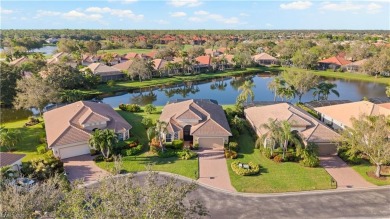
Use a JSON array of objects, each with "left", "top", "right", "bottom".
[
  {"left": 318, "top": 55, "right": 351, "bottom": 66},
  {"left": 195, "top": 55, "right": 211, "bottom": 65}
]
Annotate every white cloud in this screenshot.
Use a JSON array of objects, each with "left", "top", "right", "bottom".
[
  {"left": 280, "top": 1, "right": 312, "bottom": 10},
  {"left": 189, "top": 10, "right": 240, "bottom": 24},
  {"left": 239, "top": 13, "right": 249, "bottom": 17},
  {"left": 63, "top": 10, "right": 102, "bottom": 21},
  {"left": 266, "top": 23, "right": 273, "bottom": 27},
  {"left": 320, "top": 1, "right": 382, "bottom": 13},
  {"left": 34, "top": 10, "right": 62, "bottom": 18},
  {"left": 156, "top": 19, "right": 169, "bottom": 24},
  {"left": 168, "top": 0, "right": 202, "bottom": 7},
  {"left": 170, "top": 11, "right": 187, "bottom": 17},
  {"left": 0, "top": 7, "right": 14, "bottom": 15},
  {"left": 85, "top": 7, "right": 143, "bottom": 20}
]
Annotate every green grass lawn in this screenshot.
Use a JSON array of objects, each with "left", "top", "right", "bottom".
[
  {"left": 351, "top": 162, "right": 390, "bottom": 186},
  {"left": 227, "top": 128, "right": 333, "bottom": 193},
  {"left": 97, "top": 48, "right": 153, "bottom": 55},
  {"left": 95, "top": 107, "right": 199, "bottom": 179},
  {"left": 2, "top": 119, "right": 46, "bottom": 161}
]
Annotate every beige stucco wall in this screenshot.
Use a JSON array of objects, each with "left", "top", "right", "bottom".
[{"left": 193, "top": 135, "right": 229, "bottom": 145}]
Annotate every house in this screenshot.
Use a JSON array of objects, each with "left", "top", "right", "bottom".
[
  {"left": 195, "top": 55, "right": 211, "bottom": 71},
  {"left": 82, "top": 54, "right": 101, "bottom": 66},
  {"left": 313, "top": 100, "right": 390, "bottom": 130},
  {"left": 47, "top": 52, "right": 77, "bottom": 68},
  {"left": 145, "top": 50, "right": 158, "bottom": 59},
  {"left": 45, "top": 38, "right": 59, "bottom": 44},
  {"left": 244, "top": 103, "right": 340, "bottom": 156},
  {"left": 318, "top": 54, "right": 351, "bottom": 70},
  {"left": 159, "top": 99, "right": 232, "bottom": 150},
  {"left": 252, "top": 53, "right": 278, "bottom": 65},
  {"left": 43, "top": 101, "right": 132, "bottom": 159},
  {"left": 123, "top": 52, "right": 141, "bottom": 60},
  {"left": 112, "top": 60, "right": 134, "bottom": 73},
  {"left": 152, "top": 59, "right": 167, "bottom": 75},
  {"left": 0, "top": 152, "right": 25, "bottom": 170},
  {"left": 343, "top": 59, "right": 367, "bottom": 72},
  {"left": 9, "top": 57, "right": 29, "bottom": 66},
  {"left": 83, "top": 63, "right": 125, "bottom": 81},
  {"left": 100, "top": 53, "right": 122, "bottom": 66}
]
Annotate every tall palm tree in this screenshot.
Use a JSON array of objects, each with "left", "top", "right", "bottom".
[
  {"left": 237, "top": 80, "right": 256, "bottom": 104},
  {"left": 154, "top": 120, "right": 168, "bottom": 151},
  {"left": 268, "top": 77, "right": 284, "bottom": 102},
  {"left": 277, "top": 87, "right": 295, "bottom": 101},
  {"left": 89, "top": 129, "right": 118, "bottom": 159},
  {"left": 312, "top": 82, "right": 339, "bottom": 101},
  {"left": 260, "top": 119, "right": 280, "bottom": 156}
]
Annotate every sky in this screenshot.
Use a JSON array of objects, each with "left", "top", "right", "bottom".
[{"left": 1, "top": 0, "right": 389, "bottom": 30}]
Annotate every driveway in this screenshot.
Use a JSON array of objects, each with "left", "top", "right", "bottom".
[
  {"left": 320, "top": 155, "right": 375, "bottom": 189},
  {"left": 63, "top": 155, "right": 109, "bottom": 184},
  {"left": 197, "top": 149, "right": 236, "bottom": 192}
]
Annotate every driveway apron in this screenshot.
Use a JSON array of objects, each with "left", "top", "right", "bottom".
[{"left": 63, "top": 154, "right": 109, "bottom": 184}]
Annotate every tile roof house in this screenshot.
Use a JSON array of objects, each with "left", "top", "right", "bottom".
[
  {"left": 112, "top": 60, "right": 134, "bottom": 72},
  {"left": 252, "top": 53, "right": 278, "bottom": 65},
  {"left": 159, "top": 99, "right": 232, "bottom": 150},
  {"left": 43, "top": 101, "right": 132, "bottom": 159},
  {"left": 245, "top": 103, "right": 340, "bottom": 156},
  {"left": 123, "top": 52, "right": 141, "bottom": 60},
  {"left": 314, "top": 100, "right": 390, "bottom": 130},
  {"left": 83, "top": 63, "right": 125, "bottom": 81},
  {"left": 318, "top": 54, "right": 352, "bottom": 70},
  {"left": 195, "top": 55, "right": 212, "bottom": 70},
  {"left": 0, "top": 152, "right": 25, "bottom": 170},
  {"left": 81, "top": 54, "right": 101, "bottom": 66},
  {"left": 152, "top": 59, "right": 168, "bottom": 76},
  {"left": 344, "top": 59, "right": 367, "bottom": 72},
  {"left": 47, "top": 52, "right": 77, "bottom": 68}
]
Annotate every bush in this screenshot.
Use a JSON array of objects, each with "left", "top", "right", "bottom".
[
  {"left": 36, "top": 144, "right": 47, "bottom": 154},
  {"left": 157, "top": 148, "right": 177, "bottom": 158},
  {"left": 231, "top": 128, "right": 239, "bottom": 140},
  {"left": 300, "top": 153, "right": 320, "bottom": 167},
  {"left": 263, "top": 148, "right": 273, "bottom": 159},
  {"left": 224, "top": 150, "right": 238, "bottom": 159},
  {"left": 121, "top": 144, "right": 143, "bottom": 156},
  {"left": 21, "top": 155, "right": 64, "bottom": 181},
  {"left": 150, "top": 138, "right": 160, "bottom": 147},
  {"left": 338, "top": 146, "right": 363, "bottom": 164},
  {"left": 273, "top": 154, "right": 283, "bottom": 163},
  {"left": 144, "top": 104, "right": 156, "bottom": 114},
  {"left": 177, "top": 149, "right": 197, "bottom": 160},
  {"left": 93, "top": 155, "right": 104, "bottom": 162},
  {"left": 141, "top": 117, "right": 154, "bottom": 128},
  {"left": 228, "top": 142, "right": 239, "bottom": 152},
  {"left": 107, "top": 80, "right": 116, "bottom": 87},
  {"left": 25, "top": 116, "right": 40, "bottom": 127},
  {"left": 231, "top": 161, "right": 260, "bottom": 176},
  {"left": 172, "top": 140, "right": 184, "bottom": 150},
  {"left": 90, "top": 149, "right": 98, "bottom": 156},
  {"left": 119, "top": 103, "right": 141, "bottom": 112},
  {"left": 192, "top": 143, "right": 199, "bottom": 150}
]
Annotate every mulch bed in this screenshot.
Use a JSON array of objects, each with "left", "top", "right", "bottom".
[{"left": 366, "top": 166, "right": 390, "bottom": 180}]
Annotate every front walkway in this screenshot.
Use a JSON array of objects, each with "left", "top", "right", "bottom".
[
  {"left": 63, "top": 154, "right": 110, "bottom": 184},
  {"left": 197, "top": 148, "right": 236, "bottom": 192},
  {"left": 319, "top": 155, "right": 375, "bottom": 189}
]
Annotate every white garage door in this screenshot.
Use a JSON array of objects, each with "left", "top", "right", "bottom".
[
  {"left": 198, "top": 138, "right": 224, "bottom": 150},
  {"left": 59, "top": 144, "right": 90, "bottom": 159}
]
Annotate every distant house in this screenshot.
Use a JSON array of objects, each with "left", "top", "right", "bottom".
[
  {"left": 9, "top": 57, "right": 29, "bottom": 67},
  {"left": 159, "top": 36, "right": 176, "bottom": 44},
  {"left": 159, "top": 99, "right": 231, "bottom": 150},
  {"left": 313, "top": 100, "right": 390, "bottom": 130},
  {"left": 47, "top": 52, "right": 77, "bottom": 68},
  {"left": 45, "top": 38, "right": 59, "bottom": 44},
  {"left": 44, "top": 101, "right": 132, "bottom": 159},
  {"left": 145, "top": 50, "right": 158, "bottom": 59},
  {"left": 195, "top": 55, "right": 211, "bottom": 71},
  {"left": 343, "top": 59, "right": 367, "bottom": 72},
  {"left": 252, "top": 53, "right": 278, "bottom": 65},
  {"left": 0, "top": 152, "right": 25, "bottom": 170},
  {"left": 101, "top": 53, "right": 122, "bottom": 66},
  {"left": 245, "top": 103, "right": 340, "bottom": 156},
  {"left": 192, "top": 36, "right": 206, "bottom": 45},
  {"left": 152, "top": 59, "right": 168, "bottom": 76},
  {"left": 318, "top": 54, "right": 351, "bottom": 70},
  {"left": 82, "top": 54, "right": 101, "bottom": 66},
  {"left": 83, "top": 63, "right": 125, "bottom": 81},
  {"left": 123, "top": 52, "right": 141, "bottom": 61}
]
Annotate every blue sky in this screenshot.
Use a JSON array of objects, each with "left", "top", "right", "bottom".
[{"left": 1, "top": 0, "right": 389, "bottom": 29}]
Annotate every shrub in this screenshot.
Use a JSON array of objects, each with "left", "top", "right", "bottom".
[
  {"left": 231, "top": 161, "right": 260, "bottom": 176},
  {"left": 224, "top": 150, "right": 238, "bottom": 159},
  {"left": 121, "top": 144, "right": 143, "bottom": 156},
  {"left": 231, "top": 128, "right": 239, "bottom": 140},
  {"left": 228, "top": 142, "right": 239, "bottom": 152},
  {"left": 21, "top": 155, "right": 64, "bottom": 181},
  {"left": 25, "top": 116, "right": 40, "bottom": 126},
  {"left": 93, "top": 155, "right": 104, "bottom": 162},
  {"left": 263, "top": 148, "right": 272, "bottom": 159},
  {"left": 172, "top": 140, "right": 184, "bottom": 150},
  {"left": 144, "top": 104, "right": 156, "bottom": 114},
  {"left": 119, "top": 103, "right": 141, "bottom": 112},
  {"left": 107, "top": 80, "right": 116, "bottom": 87},
  {"left": 273, "top": 154, "right": 283, "bottom": 163},
  {"left": 337, "top": 146, "right": 363, "bottom": 164},
  {"left": 36, "top": 144, "right": 47, "bottom": 154},
  {"left": 177, "top": 149, "right": 197, "bottom": 160},
  {"left": 192, "top": 143, "right": 199, "bottom": 150},
  {"left": 157, "top": 148, "right": 177, "bottom": 158},
  {"left": 41, "top": 122, "right": 45, "bottom": 129},
  {"left": 300, "top": 153, "right": 320, "bottom": 167},
  {"left": 141, "top": 117, "right": 154, "bottom": 128},
  {"left": 150, "top": 145, "right": 160, "bottom": 154},
  {"left": 150, "top": 138, "right": 160, "bottom": 147},
  {"left": 90, "top": 149, "right": 98, "bottom": 156}
]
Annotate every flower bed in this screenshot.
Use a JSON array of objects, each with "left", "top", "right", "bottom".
[{"left": 231, "top": 161, "right": 260, "bottom": 176}]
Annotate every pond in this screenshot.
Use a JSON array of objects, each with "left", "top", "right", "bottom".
[
  {"left": 0, "top": 45, "right": 57, "bottom": 55},
  {"left": 101, "top": 74, "right": 388, "bottom": 108}
]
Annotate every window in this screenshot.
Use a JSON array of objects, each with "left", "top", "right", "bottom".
[
  {"left": 166, "top": 134, "right": 172, "bottom": 142},
  {"left": 117, "top": 133, "right": 123, "bottom": 141},
  {"left": 174, "top": 132, "right": 178, "bottom": 140}
]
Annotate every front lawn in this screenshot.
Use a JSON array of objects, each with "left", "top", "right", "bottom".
[
  {"left": 351, "top": 162, "right": 390, "bottom": 186},
  {"left": 96, "top": 107, "right": 199, "bottom": 179},
  {"left": 227, "top": 128, "right": 333, "bottom": 193},
  {"left": 2, "top": 119, "right": 46, "bottom": 161}
]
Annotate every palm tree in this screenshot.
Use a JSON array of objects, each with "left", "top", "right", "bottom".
[
  {"left": 0, "top": 127, "right": 22, "bottom": 152},
  {"left": 154, "top": 120, "right": 168, "bottom": 151},
  {"left": 312, "top": 82, "right": 340, "bottom": 101},
  {"left": 237, "top": 80, "right": 256, "bottom": 104},
  {"left": 268, "top": 77, "right": 284, "bottom": 102},
  {"left": 277, "top": 87, "right": 295, "bottom": 101},
  {"left": 88, "top": 129, "right": 118, "bottom": 159},
  {"left": 260, "top": 119, "right": 280, "bottom": 156}
]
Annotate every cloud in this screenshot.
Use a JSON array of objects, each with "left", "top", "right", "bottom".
[
  {"left": 156, "top": 19, "right": 169, "bottom": 24},
  {"left": 63, "top": 10, "right": 102, "bottom": 21},
  {"left": 320, "top": 1, "right": 382, "bottom": 13},
  {"left": 170, "top": 11, "right": 187, "bottom": 17},
  {"left": 34, "top": 10, "right": 61, "bottom": 18},
  {"left": 0, "top": 7, "right": 14, "bottom": 15},
  {"left": 190, "top": 11, "right": 240, "bottom": 24},
  {"left": 168, "top": 0, "right": 202, "bottom": 7},
  {"left": 85, "top": 7, "right": 144, "bottom": 20},
  {"left": 280, "top": 1, "right": 312, "bottom": 10},
  {"left": 266, "top": 23, "right": 273, "bottom": 27}
]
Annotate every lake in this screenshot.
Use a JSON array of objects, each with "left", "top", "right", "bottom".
[
  {"left": 101, "top": 74, "right": 388, "bottom": 108},
  {"left": 0, "top": 45, "right": 57, "bottom": 55}
]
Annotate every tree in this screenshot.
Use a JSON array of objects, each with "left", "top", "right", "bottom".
[
  {"left": 312, "top": 82, "right": 339, "bottom": 101},
  {"left": 154, "top": 120, "right": 168, "bottom": 151},
  {"left": 61, "top": 89, "right": 84, "bottom": 103},
  {"left": 267, "top": 76, "right": 284, "bottom": 102},
  {"left": 144, "top": 104, "right": 156, "bottom": 114},
  {"left": 89, "top": 129, "right": 118, "bottom": 159},
  {"left": 84, "top": 40, "right": 101, "bottom": 54},
  {"left": 0, "top": 62, "right": 21, "bottom": 106},
  {"left": 291, "top": 49, "right": 319, "bottom": 69},
  {"left": 237, "top": 80, "right": 256, "bottom": 104},
  {"left": 233, "top": 51, "right": 252, "bottom": 69},
  {"left": 281, "top": 70, "right": 319, "bottom": 103},
  {"left": 43, "top": 64, "right": 84, "bottom": 89},
  {"left": 101, "top": 53, "right": 115, "bottom": 65},
  {"left": 14, "top": 76, "right": 60, "bottom": 116},
  {"left": 340, "top": 115, "right": 390, "bottom": 177},
  {"left": 127, "top": 58, "right": 153, "bottom": 81},
  {"left": 0, "top": 127, "right": 22, "bottom": 151}
]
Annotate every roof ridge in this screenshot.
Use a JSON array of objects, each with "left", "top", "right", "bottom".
[{"left": 306, "top": 123, "right": 320, "bottom": 141}]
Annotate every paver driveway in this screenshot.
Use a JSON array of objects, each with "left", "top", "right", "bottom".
[
  {"left": 63, "top": 155, "right": 109, "bottom": 184},
  {"left": 197, "top": 148, "right": 236, "bottom": 192},
  {"left": 320, "top": 155, "right": 374, "bottom": 189}
]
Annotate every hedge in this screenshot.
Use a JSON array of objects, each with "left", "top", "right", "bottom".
[
  {"left": 121, "top": 144, "right": 143, "bottom": 156},
  {"left": 231, "top": 161, "right": 260, "bottom": 176}
]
